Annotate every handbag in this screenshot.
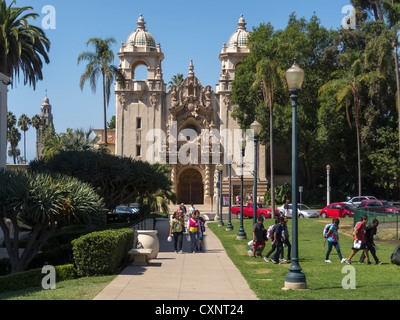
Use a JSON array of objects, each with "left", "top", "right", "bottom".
[
  {"left": 167, "top": 235, "right": 173, "bottom": 242},
  {"left": 353, "top": 240, "right": 361, "bottom": 249}
]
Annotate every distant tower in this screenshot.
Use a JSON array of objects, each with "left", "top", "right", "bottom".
[{"left": 36, "top": 95, "right": 54, "bottom": 159}]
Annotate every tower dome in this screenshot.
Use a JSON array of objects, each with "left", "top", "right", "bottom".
[
  {"left": 127, "top": 14, "right": 156, "bottom": 47},
  {"left": 228, "top": 14, "right": 250, "bottom": 48}
]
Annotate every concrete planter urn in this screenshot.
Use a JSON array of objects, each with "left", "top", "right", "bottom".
[{"left": 136, "top": 230, "right": 159, "bottom": 259}]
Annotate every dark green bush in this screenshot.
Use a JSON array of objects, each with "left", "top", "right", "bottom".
[
  {"left": 0, "top": 264, "right": 76, "bottom": 293},
  {"left": 72, "top": 228, "right": 134, "bottom": 276}
]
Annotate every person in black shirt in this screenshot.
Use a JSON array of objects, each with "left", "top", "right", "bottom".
[
  {"left": 271, "top": 217, "right": 285, "bottom": 264},
  {"left": 252, "top": 216, "right": 268, "bottom": 261},
  {"left": 359, "top": 219, "right": 382, "bottom": 264}
]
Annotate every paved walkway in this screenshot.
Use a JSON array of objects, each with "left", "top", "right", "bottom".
[{"left": 94, "top": 222, "right": 258, "bottom": 300}]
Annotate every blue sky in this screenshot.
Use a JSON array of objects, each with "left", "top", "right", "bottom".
[{"left": 7, "top": 0, "right": 352, "bottom": 163}]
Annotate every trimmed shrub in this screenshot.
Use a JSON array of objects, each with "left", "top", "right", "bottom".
[
  {"left": 72, "top": 228, "right": 134, "bottom": 276},
  {"left": 0, "top": 264, "right": 77, "bottom": 293}
]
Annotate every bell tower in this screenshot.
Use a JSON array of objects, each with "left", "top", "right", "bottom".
[{"left": 115, "top": 14, "right": 166, "bottom": 160}]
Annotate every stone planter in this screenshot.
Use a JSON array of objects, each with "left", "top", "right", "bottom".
[{"left": 136, "top": 230, "right": 159, "bottom": 259}]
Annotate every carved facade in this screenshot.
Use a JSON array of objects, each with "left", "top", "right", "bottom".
[{"left": 115, "top": 14, "right": 269, "bottom": 206}]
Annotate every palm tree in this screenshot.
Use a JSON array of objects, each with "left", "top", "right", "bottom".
[
  {"left": 168, "top": 73, "right": 184, "bottom": 89},
  {"left": 31, "top": 114, "right": 42, "bottom": 158},
  {"left": 252, "top": 58, "right": 286, "bottom": 218},
  {"left": 319, "top": 51, "right": 385, "bottom": 195},
  {"left": 0, "top": 0, "right": 50, "bottom": 88},
  {"left": 77, "top": 38, "right": 125, "bottom": 148},
  {"left": 7, "top": 125, "right": 20, "bottom": 164},
  {"left": 17, "top": 113, "right": 31, "bottom": 163}
]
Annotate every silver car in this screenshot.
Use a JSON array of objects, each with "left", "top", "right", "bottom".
[
  {"left": 277, "top": 203, "right": 319, "bottom": 218},
  {"left": 344, "top": 196, "right": 377, "bottom": 208}
]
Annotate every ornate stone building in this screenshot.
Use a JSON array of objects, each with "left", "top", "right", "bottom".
[
  {"left": 36, "top": 95, "right": 54, "bottom": 159},
  {"left": 115, "top": 14, "right": 269, "bottom": 207}
]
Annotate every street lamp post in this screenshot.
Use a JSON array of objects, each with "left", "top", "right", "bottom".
[
  {"left": 284, "top": 59, "right": 307, "bottom": 290},
  {"left": 236, "top": 138, "right": 247, "bottom": 239},
  {"left": 326, "top": 165, "right": 331, "bottom": 206},
  {"left": 217, "top": 163, "right": 224, "bottom": 227},
  {"left": 250, "top": 120, "right": 262, "bottom": 226},
  {"left": 226, "top": 154, "right": 233, "bottom": 231}
]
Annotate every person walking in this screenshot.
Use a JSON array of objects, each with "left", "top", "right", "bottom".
[
  {"left": 195, "top": 210, "right": 205, "bottom": 251},
  {"left": 346, "top": 215, "right": 371, "bottom": 264},
  {"left": 169, "top": 212, "right": 184, "bottom": 253},
  {"left": 359, "top": 219, "right": 382, "bottom": 264},
  {"left": 187, "top": 211, "right": 199, "bottom": 253},
  {"left": 283, "top": 200, "right": 290, "bottom": 217},
  {"left": 280, "top": 216, "right": 291, "bottom": 262},
  {"left": 325, "top": 218, "right": 346, "bottom": 263},
  {"left": 271, "top": 217, "right": 285, "bottom": 264},
  {"left": 264, "top": 219, "right": 278, "bottom": 262},
  {"left": 252, "top": 216, "right": 268, "bottom": 261}
]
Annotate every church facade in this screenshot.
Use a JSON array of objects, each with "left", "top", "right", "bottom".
[{"left": 114, "top": 14, "right": 272, "bottom": 207}]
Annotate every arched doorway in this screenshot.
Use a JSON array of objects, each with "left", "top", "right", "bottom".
[{"left": 178, "top": 169, "right": 204, "bottom": 204}]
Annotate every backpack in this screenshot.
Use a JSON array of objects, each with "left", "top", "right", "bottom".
[
  {"left": 323, "top": 224, "right": 333, "bottom": 238},
  {"left": 391, "top": 245, "right": 400, "bottom": 265},
  {"left": 267, "top": 225, "right": 275, "bottom": 240}
]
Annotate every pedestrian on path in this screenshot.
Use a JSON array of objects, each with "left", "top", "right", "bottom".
[
  {"left": 359, "top": 219, "right": 382, "bottom": 264},
  {"left": 187, "top": 211, "right": 199, "bottom": 253},
  {"left": 195, "top": 210, "right": 205, "bottom": 251},
  {"left": 346, "top": 215, "right": 371, "bottom": 264},
  {"left": 169, "top": 211, "right": 184, "bottom": 253},
  {"left": 325, "top": 218, "right": 346, "bottom": 263},
  {"left": 264, "top": 219, "right": 278, "bottom": 261}
]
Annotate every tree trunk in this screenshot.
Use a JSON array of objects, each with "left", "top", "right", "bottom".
[
  {"left": 393, "top": 34, "right": 400, "bottom": 158},
  {"left": 102, "top": 72, "right": 108, "bottom": 148}
]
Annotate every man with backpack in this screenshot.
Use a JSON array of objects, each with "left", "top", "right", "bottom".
[{"left": 324, "top": 218, "right": 346, "bottom": 263}]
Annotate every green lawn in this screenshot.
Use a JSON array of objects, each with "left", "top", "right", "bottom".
[
  {"left": 0, "top": 275, "right": 116, "bottom": 300},
  {"left": 208, "top": 217, "right": 400, "bottom": 300}
]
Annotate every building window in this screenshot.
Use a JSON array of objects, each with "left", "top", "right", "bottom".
[
  {"left": 136, "top": 117, "right": 142, "bottom": 129},
  {"left": 136, "top": 145, "right": 141, "bottom": 157}
]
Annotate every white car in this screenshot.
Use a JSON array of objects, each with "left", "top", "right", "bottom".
[
  {"left": 277, "top": 203, "right": 319, "bottom": 218},
  {"left": 344, "top": 196, "right": 377, "bottom": 208}
]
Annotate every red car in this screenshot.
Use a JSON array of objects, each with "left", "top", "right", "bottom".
[
  {"left": 319, "top": 202, "right": 354, "bottom": 218},
  {"left": 358, "top": 200, "right": 400, "bottom": 214},
  {"left": 231, "top": 202, "right": 276, "bottom": 219}
]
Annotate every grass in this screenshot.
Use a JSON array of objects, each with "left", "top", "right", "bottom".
[
  {"left": 208, "top": 217, "right": 400, "bottom": 300},
  {"left": 0, "top": 274, "right": 116, "bottom": 300}
]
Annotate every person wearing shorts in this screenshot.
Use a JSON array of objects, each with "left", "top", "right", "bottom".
[
  {"left": 252, "top": 216, "right": 267, "bottom": 261},
  {"left": 346, "top": 215, "right": 371, "bottom": 264}
]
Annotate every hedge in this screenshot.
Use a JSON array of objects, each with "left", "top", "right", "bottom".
[
  {"left": 0, "top": 264, "right": 76, "bottom": 294},
  {"left": 72, "top": 228, "right": 134, "bottom": 276}
]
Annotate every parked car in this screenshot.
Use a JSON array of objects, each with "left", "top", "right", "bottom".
[
  {"left": 231, "top": 202, "right": 278, "bottom": 219},
  {"left": 344, "top": 196, "right": 377, "bottom": 208},
  {"left": 319, "top": 202, "right": 354, "bottom": 218},
  {"left": 113, "top": 204, "right": 139, "bottom": 214},
  {"left": 277, "top": 203, "right": 319, "bottom": 218},
  {"left": 358, "top": 200, "right": 400, "bottom": 214}
]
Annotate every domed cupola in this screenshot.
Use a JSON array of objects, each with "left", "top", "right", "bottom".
[
  {"left": 228, "top": 14, "right": 250, "bottom": 48},
  {"left": 127, "top": 14, "right": 156, "bottom": 48}
]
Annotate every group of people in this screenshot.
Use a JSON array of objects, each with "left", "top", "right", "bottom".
[
  {"left": 251, "top": 213, "right": 382, "bottom": 265},
  {"left": 325, "top": 214, "right": 382, "bottom": 265},
  {"left": 169, "top": 203, "right": 205, "bottom": 254},
  {"left": 252, "top": 216, "right": 292, "bottom": 264}
]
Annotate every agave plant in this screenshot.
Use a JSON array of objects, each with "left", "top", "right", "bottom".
[{"left": 0, "top": 169, "right": 106, "bottom": 273}]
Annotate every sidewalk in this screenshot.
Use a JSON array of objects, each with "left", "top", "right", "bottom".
[{"left": 94, "top": 222, "right": 258, "bottom": 300}]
